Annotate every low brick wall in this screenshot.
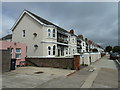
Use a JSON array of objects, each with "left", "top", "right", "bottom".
[
  {"left": 26, "top": 55, "right": 80, "bottom": 70},
  {"left": 26, "top": 57, "right": 75, "bottom": 70}
]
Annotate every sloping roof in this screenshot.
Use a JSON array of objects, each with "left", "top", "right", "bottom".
[
  {"left": 25, "top": 10, "right": 69, "bottom": 33},
  {"left": 1, "top": 34, "right": 12, "bottom": 40},
  {"left": 11, "top": 9, "right": 77, "bottom": 36}
]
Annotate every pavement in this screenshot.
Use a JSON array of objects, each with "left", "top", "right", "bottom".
[
  {"left": 2, "top": 55, "right": 119, "bottom": 88},
  {"left": 90, "top": 55, "right": 118, "bottom": 88},
  {"left": 36, "top": 55, "right": 118, "bottom": 88},
  {"left": 2, "top": 67, "right": 75, "bottom": 88}
]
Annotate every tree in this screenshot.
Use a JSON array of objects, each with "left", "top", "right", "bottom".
[
  {"left": 92, "top": 48, "right": 98, "bottom": 52},
  {"left": 105, "top": 46, "right": 112, "bottom": 52},
  {"left": 112, "top": 46, "right": 120, "bottom": 53}
]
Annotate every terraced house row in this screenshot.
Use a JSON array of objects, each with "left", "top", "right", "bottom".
[{"left": 10, "top": 10, "right": 104, "bottom": 58}]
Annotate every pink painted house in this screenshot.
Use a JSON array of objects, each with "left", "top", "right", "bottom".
[{"left": 0, "top": 40, "right": 27, "bottom": 66}]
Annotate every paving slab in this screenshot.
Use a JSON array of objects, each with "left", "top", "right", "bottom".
[
  {"left": 2, "top": 67, "right": 75, "bottom": 88},
  {"left": 91, "top": 68, "right": 118, "bottom": 88},
  {"left": 35, "top": 66, "right": 93, "bottom": 88}
]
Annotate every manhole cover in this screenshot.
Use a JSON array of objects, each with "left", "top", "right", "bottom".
[{"left": 34, "top": 71, "right": 44, "bottom": 74}]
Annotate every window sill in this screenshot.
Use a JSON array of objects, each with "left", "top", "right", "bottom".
[{"left": 46, "top": 37, "right": 57, "bottom": 40}]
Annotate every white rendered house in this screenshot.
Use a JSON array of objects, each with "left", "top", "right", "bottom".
[{"left": 12, "top": 10, "right": 78, "bottom": 57}]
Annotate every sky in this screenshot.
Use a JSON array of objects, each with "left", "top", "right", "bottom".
[{"left": 2, "top": 2, "right": 118, "bottom": 47}]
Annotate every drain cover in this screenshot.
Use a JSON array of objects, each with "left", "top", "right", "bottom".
[{"left": 34, "top": 71, "right": 44, "bottom": 74}]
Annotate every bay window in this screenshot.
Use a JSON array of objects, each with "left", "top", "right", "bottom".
[
  {"left": 53, "top": 29, "right": 55, "bottom": 38},
  {"left": 48, "top": 29, "right": 51, "bottom": 38}
]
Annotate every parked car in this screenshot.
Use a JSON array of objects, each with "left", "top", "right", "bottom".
[
  {"left": 110, "top": 52, "right": 120, "bottom": 60},
  {"left": 20, "top": 61, "right": 27, "bottom": 67}
]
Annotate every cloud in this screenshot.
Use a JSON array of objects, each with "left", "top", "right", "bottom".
[
  {"left": 2, "top": 15, "right": 15, "bottom": 36},
  {"left": 2, "top": 2, "right": 118, "bottom": 47}
]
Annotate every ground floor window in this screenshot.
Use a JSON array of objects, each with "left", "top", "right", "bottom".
[
  {"left": 83, "top": 50, "right": 85, "bottom": 52},
  {"left": 48, "top": 46, "right": 51, "bottom": 55},
  {"left": 73, "top": 49, "right": 75, "bottom": 54},
  {"left": 53, "top": 45, "right": 56, "bottom": 55},
  {"left": 69, "top": 48, "right": 71, "bottom": 54},
  {"left": 16, "top": 48, "right": 21, "bottom": 59},
  {"left": 16, "top": 53, "right": 21, "bottom": 59},
  {"left": 66, "top": 48, "right": 68, "bottom": 55}
]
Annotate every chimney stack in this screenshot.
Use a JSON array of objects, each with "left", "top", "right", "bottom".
[
  {"left": 70, "top": 29, "right": 74, "bottom": 34},
  {"left": 78, "top": 34, "right": 83, "bottom": 40}
]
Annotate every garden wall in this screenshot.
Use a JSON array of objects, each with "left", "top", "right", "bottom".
[{"left": 26, "top": 55, "right": 80, "bottom": 70}]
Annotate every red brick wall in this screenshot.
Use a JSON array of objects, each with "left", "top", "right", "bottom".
[
  {"left": 26, "top": 55, "right": 80, "bottom": 70},
  {"left": 26, "top": 57, "right": 74, "bottom": 69},
  {"left": 74, "top": 55, "right": 80, "bottom": 70}
]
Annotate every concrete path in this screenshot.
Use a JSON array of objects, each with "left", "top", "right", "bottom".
[
  {"left": 36, "top": 55, "right": 118, "bottom": 88},
  {"left": 36, "top": 66, "right": 93, "bottom": 88},
  {"left": 81, "top": 68, "right": 100, "bottom": 88},
  {"left": 85, "top": 55, "right": 118, "bottom": 88},
  {"left": 2, "top": 67, "right": 75, "bottom": 88}
]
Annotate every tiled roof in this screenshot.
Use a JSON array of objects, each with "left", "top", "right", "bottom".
[{"left": 25, "top": 10, "right": 70, "bottom": 34}]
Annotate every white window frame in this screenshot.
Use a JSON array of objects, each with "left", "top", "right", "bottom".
[
  {"left": 83, "top": 43, "right": 84, "bottom": 46},
  {"left": 53, "top": 45, "right": 56, "bottom": 55},
  {"left": 48, "top": 29, "right": 51, "bottom": 38},
  {"left": 68, "top": 36, "right": 70, "bottom": 41},
  {"left": 66, "top": 48, "right": 68, "bottom": 55},
  {"left": 73, "top": 49, "right": 74, "bottom": 54},
  {"left": 53, "top": 29, "right": 56, "bottom": 38},
  {"left": 16, "top": 48, "right": 21, "bottom": 59},
  {"left": 69, "top": 48, "right": 71, "bottom": 55},
  {"left": 22, "top": 30, "right": 25, "bottom": 37},
  {"left": 48, "top": 46, "right": 51, "bottom": 55}
]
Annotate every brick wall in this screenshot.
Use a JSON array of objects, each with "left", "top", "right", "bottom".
[{"left": 26, "top": 55, "right": 80, "bottom": 70}]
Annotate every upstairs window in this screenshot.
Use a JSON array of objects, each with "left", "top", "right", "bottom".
[
  {"left": 72, "top": 38, "right": 74, "bottom": 43},
  {"left": 68, "top": 36, "right": 70, "bottom": 41},
  {"left": 53, "top": 45, "right": 56, "bottom": 55},
  {"left": 22, "top": 30, "right": 25, "bottom": 37},
  {"left": 48, "top": 29, "right": 51, "bottom": 38},
  {"left": 74, "top": 37, "right": 76, "bottom": 43},
  {"left": 53, "top": 29, "right": 55, "bottom": 38}
]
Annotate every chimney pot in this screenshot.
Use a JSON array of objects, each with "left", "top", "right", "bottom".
[{"left": 70, "top": 29, "right": 74, "bottom": 34}]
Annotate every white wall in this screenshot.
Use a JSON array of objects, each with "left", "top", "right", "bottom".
[{"left": 80, "top": 52, "right": 101, "bottom": 65}]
